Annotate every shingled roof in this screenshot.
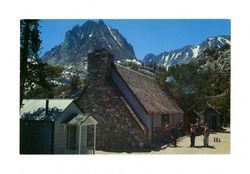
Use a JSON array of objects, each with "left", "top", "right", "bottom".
[{"left": 115, "top": 64, "right": 183, "bottom": 115}]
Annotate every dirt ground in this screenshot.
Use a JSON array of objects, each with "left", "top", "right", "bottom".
[{"left": 96, "top": 128, "right": 230, "bottom": 154}]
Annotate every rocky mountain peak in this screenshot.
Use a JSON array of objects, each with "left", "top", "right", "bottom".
[
  {"left": 43, "top": 20, "right": 136, "bottom": 67},
  {"left": 98, "top": 19, "right": 105, "bottom": 26}
]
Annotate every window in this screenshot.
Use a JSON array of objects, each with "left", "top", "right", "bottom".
[
  {"left": 67, "top": 126, "right": 76, "bottom": 150},
  {"left": 161, "top": 114, "right": 170, "bottom": 125}
]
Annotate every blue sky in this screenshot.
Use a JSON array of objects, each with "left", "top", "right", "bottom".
[{"left": 39, "top": 19, "right": 230, "bottom": 60}]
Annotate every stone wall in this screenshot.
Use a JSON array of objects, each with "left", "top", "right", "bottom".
[
  {"left": 76, "top": 83, "right": 149, "bottom": 151},
  {"left": 76, "top": 50, "right": 149, "bottom": 151}
]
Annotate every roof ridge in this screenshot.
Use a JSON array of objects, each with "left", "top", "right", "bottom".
[{"left": 115, "top": 63, "right": 155, "bottom": 80}]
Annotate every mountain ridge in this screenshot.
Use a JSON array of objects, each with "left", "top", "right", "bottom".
[{"left": 143, "top": 35, "right": 230, "bottom": 68}]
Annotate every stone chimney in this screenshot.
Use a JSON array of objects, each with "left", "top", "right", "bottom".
[{"left": 87, "top": 49, "right": 113, "bottom": 84}]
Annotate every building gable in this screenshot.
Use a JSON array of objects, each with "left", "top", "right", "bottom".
[{"left": 114, "top": 64, "right": 183, "bottom": 115}]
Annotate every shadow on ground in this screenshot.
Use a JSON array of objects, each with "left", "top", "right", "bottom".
[
  {"left": 97, "top": 142, "right": 175, "bottom": 153},
  {"left": 192, "top": 145, "right": 215, "bottom": 149}
]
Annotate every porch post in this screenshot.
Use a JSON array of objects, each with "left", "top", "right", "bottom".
[
  {"left": 66, "top": 125, "right": 69, "bottom": 150},
  {"left": 78, "top": 125, "right": 81, "bottom": 154},
  {"left": 93, "top": 124, "right": 96, "bottom": 154}
]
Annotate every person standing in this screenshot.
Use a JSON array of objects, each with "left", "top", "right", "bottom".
[
  {"left": 170, "top": 124, "right": 179, "bottom": 147},
  {"left": 163, "top": 123, "right": 171, "bottom": 146},
  {"left": 190, "top": 124, "right": 196, "bottom": 147},
  {"left": 203, "top": 123, "right": 210, "bottom": 147},
  {"left": 195, "top": 118, "right": 200, "bottom": 135}
]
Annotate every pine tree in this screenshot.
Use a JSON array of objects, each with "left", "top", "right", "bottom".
[
  {"left": 20, "top": 20, "right": 82, "bottom": 102},
  {"left": 20, "top": 20, "right": 59, "bottom": 106},
  {"left": 20, "top": 20, "right": 42, "bottom": 107}
]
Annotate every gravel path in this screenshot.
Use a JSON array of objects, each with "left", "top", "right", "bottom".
[{"left": 96, "top": 128, "right": 230, "bottom": 154}]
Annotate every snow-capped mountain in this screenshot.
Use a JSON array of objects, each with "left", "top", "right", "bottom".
[
  {"left": 143, "top": 35, "right": 230, "bottom": 68},
  {"left": 43, "top": 20, "right": 136, "bottom": 67}
]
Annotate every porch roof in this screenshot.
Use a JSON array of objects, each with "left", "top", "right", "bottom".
[
  {"left": 20, "top": 99, "right": 74, "bottom": 121},
  {"left": 67, "top": 113, "right": 98, "bottom": 126}
]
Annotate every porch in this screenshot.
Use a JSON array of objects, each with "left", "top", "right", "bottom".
[{"left": 64, "top": 113, "right": 98, "bottom": 154}]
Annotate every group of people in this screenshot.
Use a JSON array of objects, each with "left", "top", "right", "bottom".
[
  {"left": 163, "top": 122, "right": 210, "bottom": 148},
  {"left": 190, "top": 123, "right": 210, "bottom": 147}
]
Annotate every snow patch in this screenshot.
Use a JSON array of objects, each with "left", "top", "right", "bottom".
[
  {"left": 174, "top": 52, "right": 181, "bottom": 60},
  {"left": 225, "top": 39, "right": 231, "bottom": 45},
  {"left": 171, "top": 53, "right": 176, "bottom": 59},
  {"left": 88, "top": 33, "right": 93, "bottom": 38},
  {"left": 67, "top": 65, "right": 72, "bottom": 69},
  {"left": 218, "top": 37, "right": 224, "bottom": 45},
  {"left": 108, "top": 27, "right": 122, "bottom": 46},
  {"left": 164, "top": 55, "right": 169, "bottom": 61},
  {"left": 208, "top": 41, "right": 211, "bottom": 47},
  {"left": 218, "top": 37, "right": 231, "bottom": 45},
  {"left": 192, "top": 45, "right": 200, "bottom": 58},
  {"left": 166, "top": 65, "right": 170, "bottom": 70},
  {"left": 125, "top": 59, "right": 142, "bottom": 66}
]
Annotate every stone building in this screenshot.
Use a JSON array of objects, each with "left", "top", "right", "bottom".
[{"left": 75, "top": 49, "right": 184, "bottom": 151}]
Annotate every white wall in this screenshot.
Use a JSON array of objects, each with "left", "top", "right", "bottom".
[
  {"left": 75, "top": 125, "right": 88, "bottom": 153},
  {"left": 53, "top": 102, "right": 83, "bottom": 154}
]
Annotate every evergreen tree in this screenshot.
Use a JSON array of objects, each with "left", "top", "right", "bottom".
[
  {"left": 155, "top": 45, "right": 230, "bottom": 125},
  {"left": 20, "top": 20, "right": 42, "bottom": 107},
  {"left": 20, "top": 20, "right": 59, "bottom": 105}
]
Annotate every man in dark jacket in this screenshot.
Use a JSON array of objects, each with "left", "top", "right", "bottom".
[{"left": 170, "top": 124, "right": 179, "bottom": 147}]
